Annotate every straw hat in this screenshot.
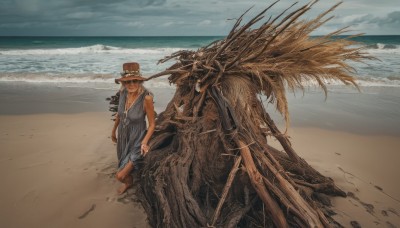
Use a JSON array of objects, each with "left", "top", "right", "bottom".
[{"left": 115, "top": 62, "right": 146, "bottom": 84}]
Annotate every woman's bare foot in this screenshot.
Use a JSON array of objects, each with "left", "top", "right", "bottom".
[
  {"left": 117, "top": 183, "right": 133, "bottom": 195},
  {"left": 117, "top": 175, "right": 133, "bottom": 195}
]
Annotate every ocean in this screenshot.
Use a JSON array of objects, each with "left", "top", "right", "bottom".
[{"left": 0, "top": 36, "right": 399, "bottom": 89}]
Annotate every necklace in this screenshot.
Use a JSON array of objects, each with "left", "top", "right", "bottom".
[
  {"left": 122, "top": 92, "right": 140, "bottom": 127},
  {"left": 124, "top": 93, "right": 139, "bottom": 113}
]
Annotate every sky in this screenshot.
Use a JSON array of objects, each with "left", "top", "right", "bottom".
[{"left": 0, "top": 0, "right": 399, "bottom": 36}]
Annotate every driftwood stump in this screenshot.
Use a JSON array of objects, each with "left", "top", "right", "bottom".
[{"left": 140, "top": 84, "right": 345, "bottom": 227}]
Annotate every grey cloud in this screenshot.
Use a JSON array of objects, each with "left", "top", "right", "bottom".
[
  {"left": 376, "top": 11, "right": 400, "bottom": 26},
  {"left": 137, "top": 0, "right": 166, "bottom": 7},
  {"left": 0, "top": 0, "right": 399, "bottom": 36},
  {"left": 349, "top": 11, "right": 400, "bottom": 25}
]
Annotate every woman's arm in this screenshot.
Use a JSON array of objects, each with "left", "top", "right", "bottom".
[
  {"left": 111, "top": 114, "right": 120, "bottom": 143},
  {"left": 141, "top": 95, "right": 155, "bottom": 155}
]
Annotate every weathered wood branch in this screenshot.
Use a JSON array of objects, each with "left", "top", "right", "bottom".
[{"left": 209, "top": 156, "right": 242, "bottom": 226}]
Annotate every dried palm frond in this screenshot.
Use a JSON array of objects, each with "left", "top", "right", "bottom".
[{"left": 148, "top": 0, "right": 373, "bottom": 130}]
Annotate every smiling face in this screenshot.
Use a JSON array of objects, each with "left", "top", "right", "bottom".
[{"left": 123, "top": 80, "right": 142, "bottom": 93}]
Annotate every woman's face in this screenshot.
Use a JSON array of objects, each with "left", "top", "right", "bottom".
[{"left": 123, "top": 80, "right": 141, "bottom": 93}]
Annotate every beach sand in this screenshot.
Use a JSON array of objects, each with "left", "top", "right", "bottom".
[
  {"left": 0, "top": 112, "right": 147, "bottom": 228},
  {"left": 0, "top": 82, "right": 399, "bottom": 227},
  {"left": 270, "top": 128, "right": 400, "bottom": 227}
]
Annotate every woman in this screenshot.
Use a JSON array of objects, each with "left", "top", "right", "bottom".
[{"left": 111, "top": 62, "right": 155, "bottom": 194}]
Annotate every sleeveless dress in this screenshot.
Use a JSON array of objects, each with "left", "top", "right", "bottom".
[{"left": 117, "top": 89, "right": 149, "bottom": 172}]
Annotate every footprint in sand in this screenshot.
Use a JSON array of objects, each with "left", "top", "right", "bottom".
[
  {"left": 348, "top": 192, "right": 375, "bottom": 215},
  {"left": 386, "top": 221, "right": 397, "bottom": 228},
  {"left": 78, "top": 204, "right": 96, "bottom": 219},
  {"left": 14, "top": 189, "right": 39, "bottom": 208},
  {"left": 117, "top": 196, "right": 132, "bottom": 204},
  {"left": 381, "top": 209, "right": 399, "bottom": 217},
  {"left": 98, "top": 163, "right": 117, "bottom": 178},
  {"left": 350, "top": 220, "right": 361, "bottom": 228},
  {"left": 387, "top": 208, "right": 399, "bottom": 217}
]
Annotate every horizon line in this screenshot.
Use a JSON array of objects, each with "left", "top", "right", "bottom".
[{"left": 1, "top": 34, "right": 400, "bottom": 37}]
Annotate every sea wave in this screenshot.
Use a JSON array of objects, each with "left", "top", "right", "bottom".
[
  {"left": 0, "top": 72, "right": 116, "bottom": 83},
  {"left": 364, "top": 43, "right": 400, "bottom": 54},
  {"left": 355, "top": 75, "right": 400, "bottom": 87},
  {"left": 1, "top": 72, "right": 399, "bottom": 88},
  {"left": 0, "top": 44, "right": 186, "bottom": 55},
  {"left": 302, "top": 76, "right": 400, "bottom": 87},
  {"left": 0, "top": 72, "right": 174, "bottom": 89}
]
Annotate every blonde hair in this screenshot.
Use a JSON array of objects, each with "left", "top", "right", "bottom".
[{"left": 137, "top": 82, "right": 145, "bottom": 95}]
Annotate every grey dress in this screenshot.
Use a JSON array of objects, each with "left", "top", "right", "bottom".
[{"left": 117, "top": 89, "right": 149, "bottom": 172}]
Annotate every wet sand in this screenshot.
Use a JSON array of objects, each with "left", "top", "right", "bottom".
[{"left": 0, "top": 82, "right": 399, "bottom": 227}]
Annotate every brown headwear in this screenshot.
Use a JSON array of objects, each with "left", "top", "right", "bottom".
[{"left": 115, "top": 62, "right": 147, "bottom": 84}]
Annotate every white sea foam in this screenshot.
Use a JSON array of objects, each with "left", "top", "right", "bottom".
[
  {"left": 1, "top": 72, "right": 399, "bottom": 88},
  {"left": 0, "top": 73, "right": 116, "bottom": 83},
  {"left": 365, "top": 43, "right": 400, "bottom": 54},
  {"left": 0, "top": 44, "right": 185, "bottom": 55},
  {"left": 0, "top": 73, "right": 175, "bottom": 89},
  {"left": 0, "top": 45, "right": 184, "bottom": 75},
  {"left": 306, "top": 75, "right": 400, "bottom": 87},
  {"left": 355, "top": 77, "right": 400, "bottom": 87}
]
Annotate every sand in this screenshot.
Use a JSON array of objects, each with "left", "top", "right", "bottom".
[
  {"left": 271, "top": 128, "right": 400, "bottom": 227},
  {"left": 0, "top": 83, "right": 399, "bottom": 227},
  {"left": 0, "top": 112, "right": 147, "bottom": 228}
]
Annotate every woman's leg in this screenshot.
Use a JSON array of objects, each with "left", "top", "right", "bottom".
[
  {"left": 117, "top": 175, "right": 133, "bottom": 195},
  {"left": 116, "top": 161, "right": 134, "bottom": 194},
  {"left": 116, "top": 160, "right": 134, "bottom": 182}
]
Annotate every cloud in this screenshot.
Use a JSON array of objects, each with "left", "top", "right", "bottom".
[
  {"left": 66, "top": 12, "right": 95, "bottom": 19},
  {"left": 375, "top": 11, "right": 400, "bottom": 26},
  {"left": 0, "top": 0, "right": 399, "bottom": 35},
  {"left": 14, "top": 0, "right": 43, "bottom": 13},
  {"left": 137, "top": 0, "right": 166, "bottom": 7},
  {"left": 160, "top": 21, "right": 185, "bottom": 27},
  {"left": 126, "top": 21, "right": 145, "bottom": 28},
  {"left": 333, "top": 11, "right": 400, "bottom": 35},
  {"left": 340, "top": 14, "right": 369, "bottom": 24},
  {"left": 198, "top": 20, "right": 212, "bottom": 26},
  {"left": 160, "top": 21, "right": 175, "bottom": 27}
]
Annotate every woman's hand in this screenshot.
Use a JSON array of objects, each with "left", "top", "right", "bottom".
[
  {"left": 141, "top": 144, "right": 150, "bottom": 156},
  {"left": 112, "top": 114, "right": 120, "bottom": 144},
  {"left": 111, "top": 131, "right": 117, "bottom": 143}
]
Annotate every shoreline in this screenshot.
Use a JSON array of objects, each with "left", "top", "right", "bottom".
[{"left": 1, "top": 82, "right": 399, "bottom": 136}]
